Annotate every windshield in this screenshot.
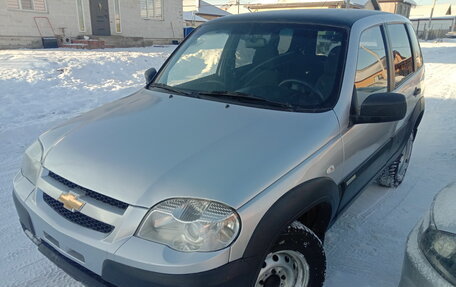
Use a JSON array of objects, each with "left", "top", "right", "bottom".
[{"left": 152, "top": 22, "right": 347, "bottom": 111}]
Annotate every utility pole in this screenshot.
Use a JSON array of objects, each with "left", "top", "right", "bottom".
[
  {"left": 236, "top": 0, "right": 240, "bottom": 14},
  {"left": 425, "top": 0, "right": 438, "bottom": 40}
]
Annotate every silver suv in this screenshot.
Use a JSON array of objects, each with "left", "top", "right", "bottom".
[{"left": 13, "top": 9, "right": 424, "bottom": 287}]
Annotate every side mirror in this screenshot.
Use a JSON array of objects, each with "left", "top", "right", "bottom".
[
  {"left": 352, "top": 92, "right": 407, "bottom": 124},
  {"left": 144, "top": 68, "right": 157, "bottom": 85}
]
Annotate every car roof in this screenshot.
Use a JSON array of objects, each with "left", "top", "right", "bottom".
[{"left": 209, "top": 9, "right": 404, "bottom": 28}]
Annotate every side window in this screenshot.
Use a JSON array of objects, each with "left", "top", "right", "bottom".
[
  {"left": 406, "top": 23, "right": 423, "bottom": 70},
  {"left": 355, "top": 26, "right": 388, "bottom": 100},
  {"left": 387, "top": 24, "right": 414, "bottom": 87}
]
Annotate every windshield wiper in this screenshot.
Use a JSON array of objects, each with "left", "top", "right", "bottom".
[
  {"left": 197, "top": 91, "right": 295, "bottom": 111},
  {"left": 149, "top": 83, "right": 192, "bottom": 96}
]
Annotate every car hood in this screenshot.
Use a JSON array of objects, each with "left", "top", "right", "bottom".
[
  {"left": 432, "top": 183, "right": 456, "bottom": 234},
  {"left": 40, "top": 89, "right": 339, "bottom": 209}
]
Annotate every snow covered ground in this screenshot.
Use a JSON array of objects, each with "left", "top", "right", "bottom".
[{"left": 0, "top": 40, "right": 455, "bottom": 286}]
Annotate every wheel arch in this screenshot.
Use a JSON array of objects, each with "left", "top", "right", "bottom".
[{"left": 242, "top": 177, "right": 340, "bottom": 259}]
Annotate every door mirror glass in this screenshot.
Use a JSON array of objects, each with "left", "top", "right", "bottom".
[
  {"left": 145, "top": 68, "right": 157, "bottom": 85},
  {"left": 353, "top": 92, "right": 407, "bottom": 124}
]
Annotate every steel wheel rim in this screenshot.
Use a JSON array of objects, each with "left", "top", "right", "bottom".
[
  {"left": 255, "top": 250, "right": 310, "bottom": 287},
  {"left": 397, "top": 134, "right": 414, "bottom": 181}
]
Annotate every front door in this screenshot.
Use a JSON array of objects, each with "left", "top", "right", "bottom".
[
  {"left": 339, "top": 25, "right": 397, "bottom": 208},
  {"left": 89, "top": 0, "right": 111, "bottom": 36}
]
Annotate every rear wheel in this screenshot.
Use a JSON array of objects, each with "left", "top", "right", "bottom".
[
  {"left": 377, "top": 133, "right": 415, "bottom": 188},
  {"left": 255, "top": 221, "right": 326, "bottom": 287}
]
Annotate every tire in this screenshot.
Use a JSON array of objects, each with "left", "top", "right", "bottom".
[
  {"left": 254, "top": 221, "right": 326, "bottom": 287},
  {"left": 377, "top": 133, "right": 415, "bottom": 188}
]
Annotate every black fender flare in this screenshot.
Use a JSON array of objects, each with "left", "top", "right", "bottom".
[{"left": 242, "top": 177, "right": 340, "bottom": 259}]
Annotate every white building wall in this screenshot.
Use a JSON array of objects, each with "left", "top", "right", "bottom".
[
  {"left": 0, "top": 0, "right": 89, "bottom": 37},
  {"left": 113, "top": 0, "right": 183, "bottom": 40},
  {"left": 0, "top": 0, "right": 183, "bottom": 49}
]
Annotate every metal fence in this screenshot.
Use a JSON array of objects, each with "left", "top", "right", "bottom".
[{"left": 410, "top": 17, "right": 456, "bottom": 39}]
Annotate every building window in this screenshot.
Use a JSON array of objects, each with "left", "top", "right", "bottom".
[
  {"left": 114, "top": 0, "right": 121, "bottom": 33},
  {"left": 140, "top": 0, "right": 163, "bottom": 19},
  {"left": 7, "top": 0, "right": 47, "bottom": 11},
  {"left": 76, "top": 0, "right": 85, "bottom": 32}
]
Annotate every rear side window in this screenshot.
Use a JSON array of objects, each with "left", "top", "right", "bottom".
[
  {"left": 406, "top": 24, "right": 423, "bottom": 70},
  {"left": 387, "top": 24, "right": 414, "bottom": 88},
  {"left": 355, "top": 26, "right": 388, "bottom": 98}
]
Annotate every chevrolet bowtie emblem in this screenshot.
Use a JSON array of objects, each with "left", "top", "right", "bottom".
[{"left": 58, "top": 192, "right": 85, "bottom": 212}]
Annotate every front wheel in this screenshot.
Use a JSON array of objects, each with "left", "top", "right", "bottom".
[
  {"left": 255, "top": 221, "right": 326, "bottom": 287},
  {"left": 377, "top": 133, "right": 415, "bottom": 188}
]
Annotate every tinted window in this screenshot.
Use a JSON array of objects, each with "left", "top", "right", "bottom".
[
  {"left": 406, "top": 24, "right": 423, "bottom": 70},
  {"left": 155, "top": 23, "right": 347, "bottom": 111},
  {"left": 387, "top": 24, "right": 413, "bottom": 87},
  {"left": 355, "top": 26, "right": 388, "bottom": 98}
]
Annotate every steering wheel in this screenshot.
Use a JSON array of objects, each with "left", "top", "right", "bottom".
[{"left": 279, "top": 79, "right": 325, "bottom": 103}]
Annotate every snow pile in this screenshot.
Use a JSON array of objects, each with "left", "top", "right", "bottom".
[{"left": 0, "top": 40, "right": 455, "bottom": 286}]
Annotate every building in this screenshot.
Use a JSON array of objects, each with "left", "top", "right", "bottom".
[
  {"left": 378, "top": 0, "right": 416, "bottom": 18},
  {"left": 410, "top": 4, "right": 455, "bottom": 39},
  {"left": 0, "top": 0, "right": 183, "bottom": 49},
  {"left": 183, "top": 0, "right": 231, "bottom": 21},
  {"left": 184, "top": 11, "right": 208, "bottom": 27},
  {"left": 246, "top": 0, "right": 381, "bottom": 12},
  {"left": 221, "top": 1, "right": 252, "bottom": 14}
]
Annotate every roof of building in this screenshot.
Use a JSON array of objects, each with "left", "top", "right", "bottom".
[
  {"left": 183, "top": 11, "right": 209, "bottom": 22},
  {"left": 410, "top": 4, "right": 454, "bottom": 19},
  {"left": 377, "top": 0, "right": 417, "bottom": 5},
  {"left": 192, "top": 0, "right": 232, "bottom": 16},
  {"left": 210, "top": 9, "right": 397, "bottom": 28},
  {"left": 221, "top": 4, "right": 252, "bottom": 14}
]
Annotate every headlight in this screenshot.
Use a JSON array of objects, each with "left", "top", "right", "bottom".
[
  {"left": 136, "top": 198, "right": 241, "bottom": 252},
  {"left": 419, "top": 216, "right": 456, "bottom": 284},
  {"left": 21, "top": 140, "right": 43, "bottom": 185}
]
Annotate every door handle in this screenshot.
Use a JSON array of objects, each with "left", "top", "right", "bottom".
[{"left": 413, "top": 87, "right": 421, "bottom": 96}]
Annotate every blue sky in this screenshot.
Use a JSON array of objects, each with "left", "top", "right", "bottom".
[{"left": 205, "top": 0, "right": 456, "bottom": 6}]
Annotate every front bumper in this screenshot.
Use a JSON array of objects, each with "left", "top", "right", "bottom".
[
  {"left": 13, "top": 172, "right": 255, "bottom": 287},
  {"left": 399, "top": 221, "right": 453, "bottom": 287},
  {"left": 36, "top": 239, "right": 255, "bottom": 287}
]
